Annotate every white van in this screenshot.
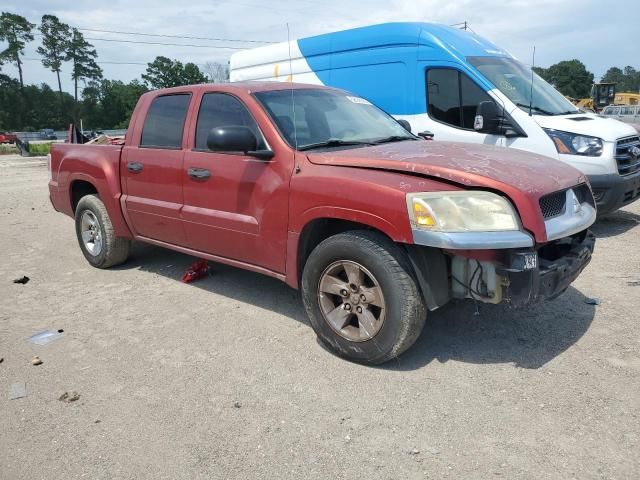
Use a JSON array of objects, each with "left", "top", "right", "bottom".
[
  {"left": 230, "top": 22, "right": 640, "bottom": 214},
  {"left": 601, "top": 105, "right": 640, "bottom": 125}
]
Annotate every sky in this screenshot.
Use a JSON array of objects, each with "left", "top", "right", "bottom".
[{"left": 0, "top": 0, "right": 636, "bottom": 94}]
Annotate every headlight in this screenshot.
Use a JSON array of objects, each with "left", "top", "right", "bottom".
[
  {"left": 544, "top": 129, "right": 603, "bottom": 157},
  {"left": 406, "top": 191, "right": 520, "bottom": 232}
]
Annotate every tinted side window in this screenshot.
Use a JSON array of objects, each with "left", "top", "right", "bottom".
[
  {"left": 427, "top": 69, "right": 461, "bottom": 127},
  {"left": 427, "top": 69, "right": 494, "bottom": 129},
  {"left": 140, "top": 94, "right": 191, "bottom": 148},
  {"left": 195, "top": 93, "right": 265, "bottom": 150},
  {"left": 460, "top": 74, "right": 494, "bottom": 129}
]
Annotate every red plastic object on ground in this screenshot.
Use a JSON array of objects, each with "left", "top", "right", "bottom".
[{"left": 181, "top": 260, "right": 209, "bottom": 283}]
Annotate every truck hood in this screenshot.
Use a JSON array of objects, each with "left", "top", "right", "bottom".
[
  {"left": 533, "top": 112, "right": 637, "bottom": 141},
  {"left": 307, "top": 140, "right": 588, "bottom": 243}
]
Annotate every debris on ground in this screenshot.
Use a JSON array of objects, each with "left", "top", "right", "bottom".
[
  {"left": 181, "top": 260, "right": 209, "bottom": 283},
  {"left": 31, "top": 356, "right": 43, "bottom": 366},
  {"left": 0, "top": 357, "right": 4, "bottom": 364},
  {"left": 584, "top": 297, "right": 601, "bottom": 305},
  {"left": 12, "top": 276, "right": 29, "bottom": 284},
  {"left": 409, "top": 448, "right": 420, "bottom": 455},
  {"left": 58, "top": 391, "right": 80, "bottom": 403},
  {"left": 233, "top": 401, "right": 242, "bottom": 408},
  {"left": 27, "top": 329, "right": 65, "bottom": 346},
  {"left": 627, "top": 280, "right": 640, "bottom": 286},
  {"left": 9, "top": 382, "right": 27, "bottom": 400}
]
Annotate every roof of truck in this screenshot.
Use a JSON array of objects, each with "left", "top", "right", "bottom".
[{"left": 144, "top": 81, "right": 337, "bottom": 97}]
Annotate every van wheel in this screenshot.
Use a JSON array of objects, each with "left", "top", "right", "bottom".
[
  {"left": 75, "top": 194, "right": 130, "bottom": 268},
  {"left": 301, "top": 230, "right": 426, "bottom": 364}
]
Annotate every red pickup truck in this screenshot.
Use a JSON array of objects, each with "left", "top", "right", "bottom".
[{"left": 49, "top": 82, "right": 596, "bottom": 363}]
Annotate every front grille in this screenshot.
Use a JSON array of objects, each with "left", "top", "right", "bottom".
[
  {"left": 539, "top": 184, "right": 594, "bottom": 219},
  {"left": 539, "top": 190, "right": 566, "bottom": 219},
  {"left": 615, "top": 136, "right": 640, "bottom": 175}
]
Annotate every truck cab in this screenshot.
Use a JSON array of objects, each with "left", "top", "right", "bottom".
[{"left": 230, "top": 22, "right": 640, "bottom": 215}]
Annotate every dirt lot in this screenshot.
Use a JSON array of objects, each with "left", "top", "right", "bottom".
[{"left": 0, "top": 154, "right": 639, "bottom": 479}]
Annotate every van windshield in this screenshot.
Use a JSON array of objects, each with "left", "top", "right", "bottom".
[
  {"left": 254, "top": 89, "right": 414, "bottom": 150},
  {"left": 468, "top": 56, "right": 580, "bottom": 116}
]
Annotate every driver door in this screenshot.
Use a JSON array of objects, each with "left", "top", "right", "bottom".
[
  {"left": 421, "top": 67, "right": 505, "bottom": 147},
  {"left": 181, "top": 91, "right": 291, "bottom": 273}
]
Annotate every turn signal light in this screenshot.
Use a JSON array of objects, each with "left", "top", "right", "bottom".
[{"left": 413, "top": 201, "right": 436, "bottom": 227}]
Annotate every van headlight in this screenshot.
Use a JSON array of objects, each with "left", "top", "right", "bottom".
[
  {"left": 544, "top": 129, "right": 603, "bottom": 157},
  {"left": 406, "top": 191, "right": 520, "bottom": 232}
]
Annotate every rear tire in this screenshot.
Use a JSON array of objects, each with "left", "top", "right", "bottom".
[
  {"left": 75, "top": 194, "right": 130, "bottom": 268},
  {"left": 301, "top": 230, "right": 426, "bottom": 364}
]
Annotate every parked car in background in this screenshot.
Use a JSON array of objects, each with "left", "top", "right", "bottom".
[
  {"left": 601, "top": 105, "right": 640, "bottom": 124},
  {"left": 49, "top": 82, "right": 596, "bottom": 364},
  {"left": 0, "top": 131, "right": 17, "bottom": 144},
  {"left": 39, "top": 129, "right": 57, "bottom": 140},
  {"left": 231, "top": 22, "right": 640, "bottom": 215}
]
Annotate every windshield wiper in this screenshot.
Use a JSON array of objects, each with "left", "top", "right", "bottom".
[
  {"left": 372, "top": 135, "right": 416, "bottom": 144},
  {"left": 515, "top": 102, "right": 555, "bottom": 116},
  {"left": 298, "top": 139, "right": 374, "bottom": 151}
]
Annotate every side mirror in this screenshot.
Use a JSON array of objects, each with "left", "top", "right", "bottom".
[
  {"left": 397, "top": 119, "right": 412, "bottom": 133},
  {"left": 474, "top": 101, "right": 501, "bottom": 134},
  {"left": 207, "top": 126, "right": 258, "bottom": 153}
]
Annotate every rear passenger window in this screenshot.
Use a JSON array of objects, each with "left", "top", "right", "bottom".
[
  {"left": 195, "top": 93, "right": 266, "bottom": 151},
  {"left": 140, "top": 94, "right": 191, "bottom": 149},
  {"left": 427, "top": 69, "right": 495, "bottom": 129}
]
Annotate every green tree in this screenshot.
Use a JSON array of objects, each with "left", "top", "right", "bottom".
[
  {"left": 602, "top": 66, "right": 640, "bottom": 93},
  {"left": 0, "top": 12, "right": 35, "bottom": 88},
  {"left": 142, "top": 56, "right": 207, "bottom": 89},
  {"left": 66, "top": 28, "right": 102, "bottom": 101},
  {"left": 534, "top": 59, "right": 594, "bottom": 98},
  {"left": 81, "top": 79, "right": 148, "bottom": 129},
  {"left": 0, "top": 74, "right": 74, "bottom": 131},
  {"left": 37, "top": 14, "right": 71, "bottom": 98}
]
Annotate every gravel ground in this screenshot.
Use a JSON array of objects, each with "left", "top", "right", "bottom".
[{"left": 1, "top": 154, "right": 639, "bottom": 480}]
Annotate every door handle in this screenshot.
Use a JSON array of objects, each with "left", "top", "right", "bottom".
[
  {"left": 188, "top": 167, "right": 211, "bottom": 180},
  {"left": 127, "top": 162, "right": 144, "bottom": 173}
]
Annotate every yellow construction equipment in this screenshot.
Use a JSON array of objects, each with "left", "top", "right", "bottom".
[
  {"left": 574, "top": 83, "right": 640, "bottom": 112},
  {"left": 613, "top": 92, "right": 640, "bottom": 106}
]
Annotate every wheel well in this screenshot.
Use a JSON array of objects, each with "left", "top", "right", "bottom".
[
  {"left": 297, "top": 218, "right": 391, "bottom": 284},
  {"left": 70, "top": 181, "right": 98, "bottom": 212}
]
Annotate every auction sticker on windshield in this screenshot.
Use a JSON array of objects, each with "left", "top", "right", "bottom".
[{"left": 346, "top": 96, "right": 372, "bottom": 105}]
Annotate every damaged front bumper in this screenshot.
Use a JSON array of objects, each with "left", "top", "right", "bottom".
[
  {"left": 406, "top": 230, "right": 596, "bottom": 310},
  {"left": 497, "top": 230, "right": 595, "bottom": 306}
]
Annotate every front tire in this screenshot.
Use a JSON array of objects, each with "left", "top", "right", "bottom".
[
  {"left": 302, "top": 230, "right": 426, "bottom": 364},
  {"left": 75, "top": 194, "right": 130, "bottom": 268}
]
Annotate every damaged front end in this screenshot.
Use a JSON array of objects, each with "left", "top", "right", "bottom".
[
  {"left": 446, "top": 229, "right": 595, "bottom": 307},
  {"left": 405, "top": 184, "right": 597, "bottom": 310}
]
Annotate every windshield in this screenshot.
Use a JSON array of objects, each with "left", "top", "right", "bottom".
[
  {"left": 254, "top": 89, "right": 414, "bottom": 150},
  {"left": 468, "top": 56, "right": 579, "bottom": 116}
]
